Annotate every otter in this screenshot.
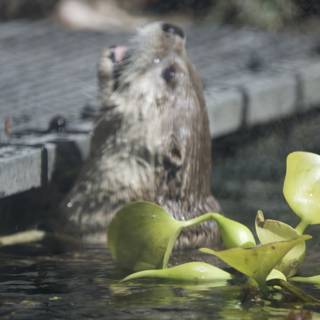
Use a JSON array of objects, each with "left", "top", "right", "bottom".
[{"left": 59, "top": 22, "right": 220, "bottom": 249}]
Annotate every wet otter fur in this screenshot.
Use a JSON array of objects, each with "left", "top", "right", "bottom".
[{"left": 60, "top": 22, "right": 220, "bottom": 249}]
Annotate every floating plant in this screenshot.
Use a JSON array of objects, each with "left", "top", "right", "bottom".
[
  {"left": 122, "top": 262, "right": 232, "bottom": 285},
  {"left": 200, "top": 235, "right": 310, "bottom": 289},
  {"left": 283, "top": 151, "right": 320, "bottom": 233},
  {"left": 107, "top": 201, "right": 181, "bottom": 271},
  {"left": 255, "top": 210, "right": 306, "bottom": 277},
  {"left": 108, "top": 202, "right": 255, "bottom": 271},
  {"left": 107, "top": 151, "right": 320, "bottom": 299}
]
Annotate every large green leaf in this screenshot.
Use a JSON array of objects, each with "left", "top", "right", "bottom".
[
  {"left": 107, "top": 201, "right": 182, "bottom": 271},
  {"left": 200, "top": 235, "right": 311, "bottom": 287},
  {"left": 283, "top": 151, "right": 320, "bottom": 226},
  {"left": 255, "top": 210, "right": 305, "bottom": 277},
  {"left": 122, "top": 262, "right": 232, "bottom": 284},
  {"left": 107, "top": 202, "right": 230, "bottom": 272}
]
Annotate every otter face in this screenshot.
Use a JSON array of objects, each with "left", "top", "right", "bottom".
[
  {"left": 97, "top": 21, "right": 212, "bottom": 212},
  {"left": 98, "top": 22, "right": 200, "bottom": 117},
  {"left": 99, "top": 22, "right": 186, "bottom": 85}
]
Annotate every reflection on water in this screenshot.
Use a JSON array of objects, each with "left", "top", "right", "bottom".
[{"left": 1, "top": 248, "right": 320, "bottom": 320}]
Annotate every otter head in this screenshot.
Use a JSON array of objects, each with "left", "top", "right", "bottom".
[
  {"left": 90, "top": 22, "right": 219, "bottom": 247},
  {"left": 99, "top": 22, "right": 212, "bottom": 198}
]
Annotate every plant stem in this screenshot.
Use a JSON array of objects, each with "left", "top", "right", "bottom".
[
  {"left": 295, "top": 220, "right": 309, "bottom": 235},
  {"left": 180, "top": 213, "right": 218, "bottom": 228},
  {"left": 162, "top": 228, "right": 182, "bottom": 268},
  {"left": 0, "top": 230, "right": 45, "bottom": 247},
  {"left": 121, "top": 269, "right": 159, "bottom": 282},
  {"left": 163, "top": 212, "right": 222, "bottom": 268},
  {"left": 267, "top": 279, "right": 320, "bottom": 303}
]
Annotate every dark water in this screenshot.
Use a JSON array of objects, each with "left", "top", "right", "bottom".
[
  {"left": 1, "top": 248, "right": 320, "bottom": 320},
  {"left": 2, "top": 111, "right": 320, "bottom": 319}
]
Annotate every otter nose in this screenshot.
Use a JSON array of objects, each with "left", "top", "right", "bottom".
[{"left": 162, "top": 23, "right": 185, "bottom": 39}]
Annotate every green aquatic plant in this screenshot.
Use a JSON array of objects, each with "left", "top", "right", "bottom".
[
  {"left": 255, "top": 210, "right": 306, "bottom": 277},
  {"left": 108, "top": 151, "right": 320, "bottom": 298},
  {"left": 266, "top": 268, "right": 286, "bottom": 281},
  {"left": 108, "top": 201, "right": 181, "bottom": 271},
  {"left": 122, "top": 262, "right": 232, "bottom": 284},
  {"left": 200, "top": 235, "right": 310, "bottom": 289},
  {"left": 284, "top": 151, "right": 320, "bottom": 233},
  {"left": 209, "top": 213, "right": 256, "bottom": 249},
  {"left": 108, "top": 202, "right": 255, "bottom": 271},
  {"left": 291, "top": 275, "right": 320, "bottom": 285}
]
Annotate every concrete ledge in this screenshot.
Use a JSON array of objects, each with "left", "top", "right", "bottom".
[
  {"left": 245, "top": 74, "right": 297, "bottom": 125},
  {"left": 298, "top": 61, "right": 320, "bottom": 109},
  {"left": 205, "top": 86, "right": 243, "bottom": 137},
  {"left": 216, "top": 72, "right": 297, "bottom": 126},
  {"left": 13, "top": 135, "right": 93, "bottom": 184},
  {"left": 0, "top": 146, "right": 42, "bottom": 198},
  {"left": 270, "top": 58, "right": 320, "bottom": 111}
]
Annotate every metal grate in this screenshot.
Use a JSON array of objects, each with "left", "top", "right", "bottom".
[
  {"left": 0, "top": 20, "right": 316, "bottom": 139},
  {"left": 0, "top": 20, "right": 130, "bottom": 138}
]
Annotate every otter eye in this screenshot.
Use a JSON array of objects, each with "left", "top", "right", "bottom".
[
  {"left": 162, "top": 65, "right": 176, "bottom": 84},
  {"left": 162, "top": 23, "right": 185, "bottom": 39}
]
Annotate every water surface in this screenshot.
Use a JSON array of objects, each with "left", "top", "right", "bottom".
[{"left": 1, "top": 247, "right": 320, "bottom": 320}]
